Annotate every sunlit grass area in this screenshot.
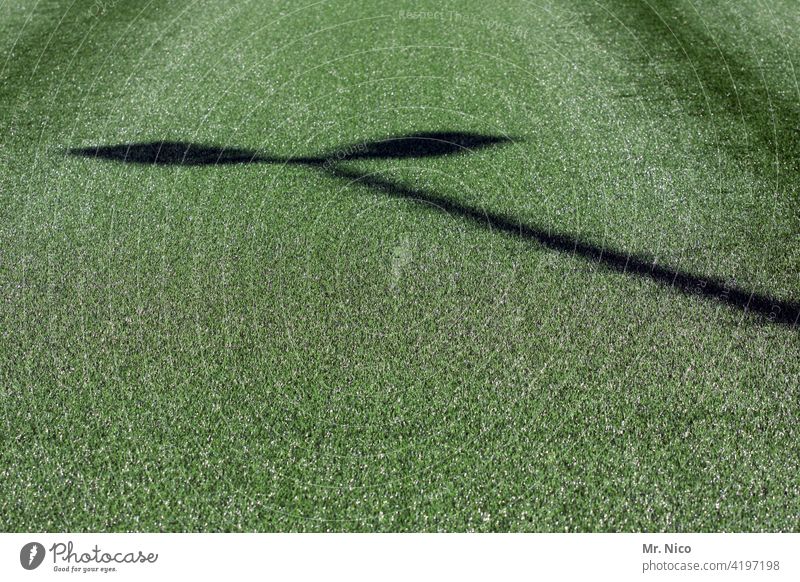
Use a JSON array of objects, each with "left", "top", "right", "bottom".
[{"left": 1, "top": 0, "right": 798, "bottom": 531}]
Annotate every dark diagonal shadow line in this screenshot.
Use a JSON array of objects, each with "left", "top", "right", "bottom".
[
  {"left": 67, "top": 137, "right": 800, "bottom": 327},
  {"left": 323, "top": 164, "right": 800, "bottom": 327}
]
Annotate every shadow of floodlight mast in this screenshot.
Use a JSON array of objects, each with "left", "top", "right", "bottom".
[{"left": 67, "top": 133, "right": 799, "bottom": 327}]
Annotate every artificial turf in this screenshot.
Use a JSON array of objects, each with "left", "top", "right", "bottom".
[{"left": 1, "top": 0, "right": 798, "bottom": 531}]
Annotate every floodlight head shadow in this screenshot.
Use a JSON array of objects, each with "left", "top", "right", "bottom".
[{"left": 66, "top": 131, "right": 514, "bottom": 167}]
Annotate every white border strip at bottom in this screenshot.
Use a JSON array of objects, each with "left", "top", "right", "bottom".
[{"left": 1, "top": 533, "right": 796, "bottom": 582}]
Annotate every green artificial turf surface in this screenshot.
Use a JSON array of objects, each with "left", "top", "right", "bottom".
[{"left": 1, "top": 0, "right": 798, "bottom": 531}]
